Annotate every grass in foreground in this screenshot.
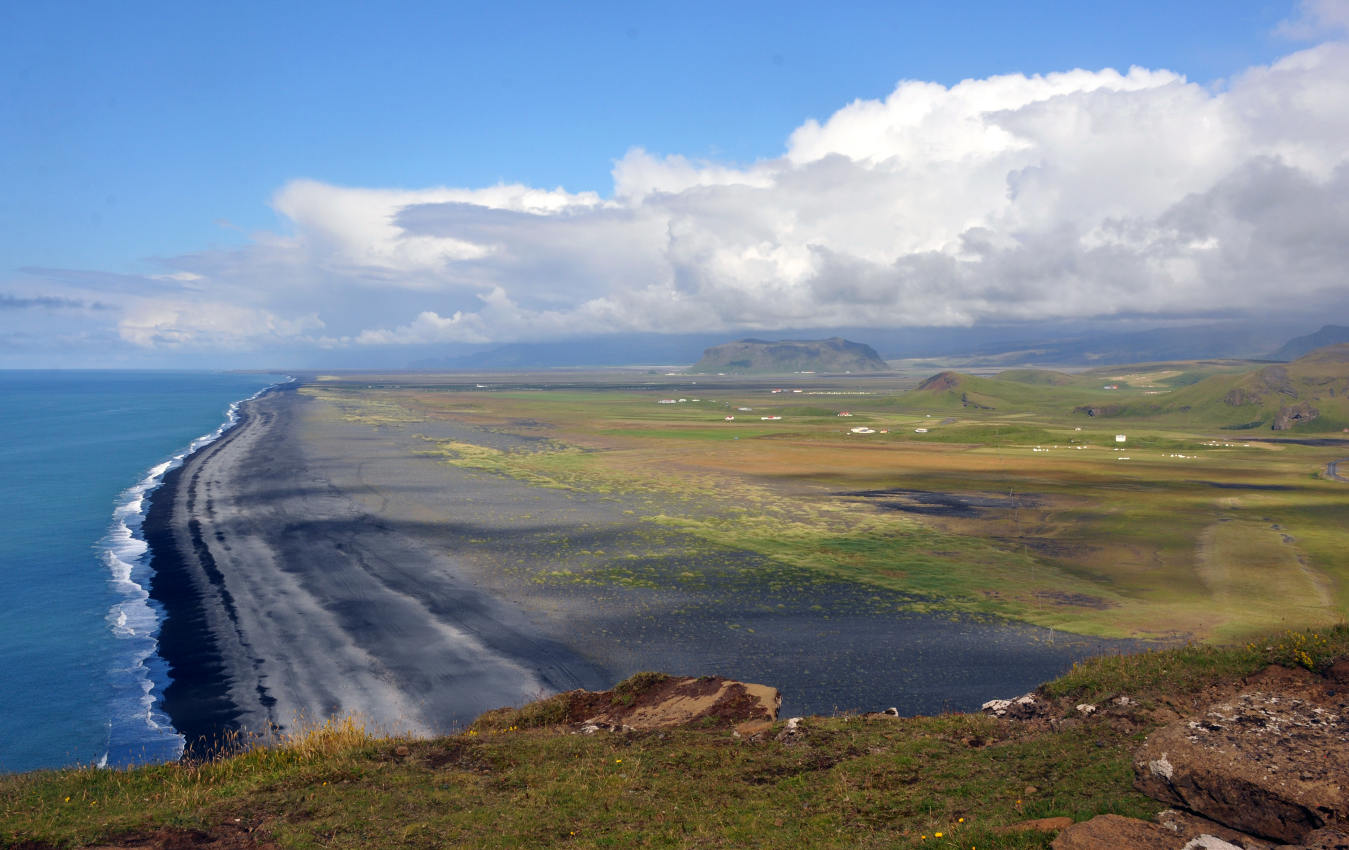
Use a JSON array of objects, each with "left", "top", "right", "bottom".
[{"left": 6, "top": 627, "right": 1348, "bottom": 850}]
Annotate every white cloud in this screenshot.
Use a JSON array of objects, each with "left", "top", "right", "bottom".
[
  {"left": 34, "top": 37, "right": 1349, "bottom": 354},
  {"left": 118, "top": 300, "right": 324, "bottom": 349},
  {"left": 1277, "top": 0, "right": 1349, "bottom": 39},
  {"left": 270, "top": 179, "right": 609, "bottom": 281}
]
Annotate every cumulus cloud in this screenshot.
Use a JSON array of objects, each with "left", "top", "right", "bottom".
[
  {"left": 22, "top": 37, "right": 1349, "bottom": 354},
  {"left": 117, "top": 300, "right": 325, "bottom": 349}
]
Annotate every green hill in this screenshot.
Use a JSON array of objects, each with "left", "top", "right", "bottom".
[
  {"left": 903, "top": 370, "right": 1094, "bottom": 413},
  {"left": 688, "top": 337, "right": 888, "bottom": 374},
  {"left": 1099, "top": 344, "right": 1349, "bottom": 431},
  {"left": 896, "top": 351, "right": 1349, "bottom": 433}
]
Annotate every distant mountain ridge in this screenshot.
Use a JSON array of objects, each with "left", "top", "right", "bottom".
[
  {"left": 687, "top": 337, "right": 889, "bottom": 374},
  {"left": 400, "top": 321, "right": 1321, "bottom": 371},
  {"left": 1269, "top": 325, "right": 1349, "bottom": 361}
]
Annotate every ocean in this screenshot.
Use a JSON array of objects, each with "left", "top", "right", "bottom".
[{"left": 0, "top": 371, "right": 282, "bottom": 773}]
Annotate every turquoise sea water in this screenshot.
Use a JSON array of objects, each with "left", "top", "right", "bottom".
[{"left": 0, "top": 371, "right": 281, "bottom": 773}]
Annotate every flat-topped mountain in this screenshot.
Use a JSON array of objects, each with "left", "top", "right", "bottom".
[{"left": 688, "top": 337, "right": 888, "bottom": 374}]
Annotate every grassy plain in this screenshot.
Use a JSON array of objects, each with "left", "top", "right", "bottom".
[{"left": 299, "top": 359, "right": 1349, "bottom": 642}]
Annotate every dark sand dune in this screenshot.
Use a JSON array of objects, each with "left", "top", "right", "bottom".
[{"left": 149, "top": 387, "right": 1143, "bottom": 750}]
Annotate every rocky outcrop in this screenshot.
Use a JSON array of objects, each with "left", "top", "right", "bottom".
[
  {"left": 976, "top": 663, "right": 1349, "bottom": 847},
  {"left": 572, "top": 675, "right": 780, "bottom": 733},
  {"left": 987, "top": 660, "right": 1349, "bottom": 850},
  {"left": 1273, "top": 402, "right": 1320, "bottom": 430},
  {"left": 1133, "top": 664, "right": 1349, "bottom": 843}
]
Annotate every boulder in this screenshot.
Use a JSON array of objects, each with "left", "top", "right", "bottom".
[
  {"left": 1134, "top": 666, "right": 1349, "bottom": 843},
  {"left": 981, "top": 692, "right": 1046, "bottom": 719},
  {"left": 1052, "top": 814, "right": 1180, "bottom": 849}
]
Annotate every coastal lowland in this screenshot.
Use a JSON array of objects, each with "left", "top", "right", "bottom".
[
  {"left": 4, "top": 346, "right": 1348, "bottom": 848},
  {"left": 141, "top": 377, "right": 1140, "bottom": 751},
  {"left": 135, "top": 344, "right": 1349, "bottom": 745}
]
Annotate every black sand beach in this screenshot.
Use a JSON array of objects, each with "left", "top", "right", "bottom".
[{"left": 148, "top": 386, "right": 1141, "bottom": 752}]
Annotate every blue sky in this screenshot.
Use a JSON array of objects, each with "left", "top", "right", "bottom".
[{"left": 2, "top": 1, "right": 1347, "bottom": 366}]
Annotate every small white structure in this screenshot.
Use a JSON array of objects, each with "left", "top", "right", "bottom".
[
  {"left": 658, "top": 399, "right": 677, "bottom": 404},
  {"left": 914, "top": 427, "right": 928, "bottom": 433},
  {"left": 1115, "top": 434, "right": 1127, "bottom": 443},
  {"left": 724, "top": 416, "right": 735, "bottom": 421},
  {"left": 849, "top": 426, "right": 875, "bottom": 434},
  {"left": 737, "top": 407, "right": 753, "bottom": 411}
]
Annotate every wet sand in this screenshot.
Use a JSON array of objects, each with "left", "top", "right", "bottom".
[{"left": 148, "top": 387, "right": 1142, "bottom": 750}]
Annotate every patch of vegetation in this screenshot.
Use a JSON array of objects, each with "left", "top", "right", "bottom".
[
  {"left": 472, "top": 694, "right": 574, "bottom": 731},
  {"left": 611, "top": 671, "right": 671, "bottom": 706}
]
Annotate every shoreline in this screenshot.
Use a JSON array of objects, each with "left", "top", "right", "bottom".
[{"left": 143, "top": 400, "right": 256, "bottom": 755}]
